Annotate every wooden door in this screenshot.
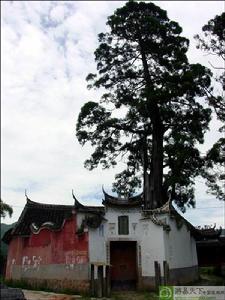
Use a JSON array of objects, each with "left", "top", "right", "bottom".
[{"left": 110, "top": 241, "right": 137, "bottom": 290}]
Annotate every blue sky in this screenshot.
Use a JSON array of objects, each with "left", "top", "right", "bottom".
[{"left": 1, "top": 1, "right": 224, "bottom": 227}]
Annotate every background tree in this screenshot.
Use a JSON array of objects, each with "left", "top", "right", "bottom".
[
  {"left": 76, "top": 1, "right": 212, "bottom": 211},
  {"left": 0, "top": 199, "right": 13, "bottom": 218},
  {"left": 0, "top": 199, "right": 13, "bottom": 275},
  {"left": 195, "top": 13, "right": 225, "bottom": 201}
]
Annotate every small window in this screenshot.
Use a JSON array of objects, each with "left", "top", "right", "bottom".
[{"left": 118, "top": 216, "right": 129, "bottom": 235}]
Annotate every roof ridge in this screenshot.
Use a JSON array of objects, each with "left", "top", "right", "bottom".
[{"left": 26, "top": 198, "right": 73, "bottom": 208}]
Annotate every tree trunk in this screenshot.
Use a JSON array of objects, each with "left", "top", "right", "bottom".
[
  {"left": 149, "top": 120, "right": 164, "bottom": 209},
  {"left": 139, "top": 37, "right": 165, "bottom": 209},
  {"left": 142, "top": 137, "right": 151, "bottom": 209},
  {"left": 143, "top": 119, "right": 164, "bottom": 209}
]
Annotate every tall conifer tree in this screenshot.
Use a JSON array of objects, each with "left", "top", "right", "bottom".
[{"left": 76, "top": 1, "right": 212, "bottom": 211}]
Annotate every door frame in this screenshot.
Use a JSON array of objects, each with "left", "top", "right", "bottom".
[{"left": 109, "top": 240, "right": 138, "bottom": 290}]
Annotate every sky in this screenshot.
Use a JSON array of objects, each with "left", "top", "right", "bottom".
[{"left": 1, "top": 1, "right": 225, "bottom": 228}]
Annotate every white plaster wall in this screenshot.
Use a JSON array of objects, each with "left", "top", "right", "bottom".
[
  {"left": 88, "top": 225, "right": 106, "bottom": 264},
  {"left": 81, "top": 208, "right": 198, "bottom": 277},
  {"left": 76, "top": 212, "right": 107, "bottom": 263},
  {"left": 163, "top": 216, "right": 198, "bottom": 269},
  {"left": 140, "top": 219, "right": 165, "bottom": 276},
  {"left": 88, "top": 207, "right": 142, "bottom": 266},
  {"left": 87, "top": 207, "right": 165, "bottom": 277},
  {"left": 191, "top": 235, "right": 198, "bottom": 266},
  {"left": 105, "top": 207, "right": 141, "bottom": 240}
]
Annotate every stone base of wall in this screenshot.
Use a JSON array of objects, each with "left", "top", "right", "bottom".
[
  {"left": 138, "top": 276, "right": 155, "bottom": 291},
  {"left": 24, "top": 278, "right": 90, "bottom": 293},
  {"left": 7, "top": 263, "right": 90, "bottom": 293},
  {"left": 7, "top": 265, "right": 198, "bottom": 293},
  {"left": 6, "top": 278, "right": 90, "bottom": 294},
  {"left": 138, "top": 265, "right": 199, "bottom": 291},
  {"left": 169, "top": 265, "right": 199, "bottom": 285}
]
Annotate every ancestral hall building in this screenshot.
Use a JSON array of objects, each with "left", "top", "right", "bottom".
[{"left": 3, "top": 190, "right": 212, "bottom": 296}]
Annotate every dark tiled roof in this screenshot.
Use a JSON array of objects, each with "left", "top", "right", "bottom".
[
  {"left": 11, "top": 199, "right": 74, "bottom": 237},
  {"left": 194, "top": 227, "right": 222, "bottom": 240},
  {"left": 102, "top": 188, "right": 143, "bottom": 207},
  {"left": 2, "top": 195, "right": 105, "bottom": 244},
  {"left": 141, "top": 199, "right": 221, "bottom": 240}
]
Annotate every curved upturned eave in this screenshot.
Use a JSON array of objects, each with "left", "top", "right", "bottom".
[
  {"left": 102, "top": 187, "right": 143, "bottom": 207},
  {"left": 72, "top": 190, "right": 104, "bottom": 213},
  {"left": 7, "top": 196, "right": 74, "bottom": 239}
]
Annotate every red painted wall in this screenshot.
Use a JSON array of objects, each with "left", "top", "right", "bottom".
[{"left": 5, "top": 214, "right": 89, "bottom": 279}]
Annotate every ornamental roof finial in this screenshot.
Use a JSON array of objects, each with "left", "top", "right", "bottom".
[{"left": 25, "top": 189, "right": 28, "bottom": 200}]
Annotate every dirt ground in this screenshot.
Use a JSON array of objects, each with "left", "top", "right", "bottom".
[
  {"left": 111, "top": 291, "right": 156, "bottom": 300},
  {"left": 22, "top": 290, "right": 82, "bottom": 300},
  {"left": 22, "top": 290, "right": 156, "bottom": 300}
]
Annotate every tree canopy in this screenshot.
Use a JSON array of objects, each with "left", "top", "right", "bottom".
[
  {"left": 195, "top": 12, "right": 225, "bottom": 201},
  {"left": 0, "top": 199, "right": 13, "bottom": 219},
  {"left": 76, "top": 1, "right": 212, "bottom": 211}
]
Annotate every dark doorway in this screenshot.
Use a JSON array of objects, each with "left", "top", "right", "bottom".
[{"left": 110, "top": 241, "right": 137, "bottom": 290}]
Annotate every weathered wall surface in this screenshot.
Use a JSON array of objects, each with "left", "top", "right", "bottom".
[
  {"left": 163, "top": 216, "right": 198, "bottom": 283},
  {"left": 140, "top": 219, "right": 165, "bottom": 277},
  {"left": 169, "top": 265, "right": 199, "bottom": 284},
  {"left": 164, "top": 217, "right": 198, "bottom": 269},
  {"left": 5, "top": 215, "right": 89, "bottom": 291},
  {"left": 88, "top": 208, "right": 198, "bottom": 288},
  {"left": 88, "top": 207, "right": 165, "bottom": 278},
  {"left": 88, "top": 226, "right": 106, "bottom": 264},
  {"left": 76, "top": 212, "right": 107, "bottom": 264},
  {"left": 88, "top": 207, "right": 142, "bottom": 266},
  {"left": 6, "top": 207, "right": 199, "bottom": 291}
]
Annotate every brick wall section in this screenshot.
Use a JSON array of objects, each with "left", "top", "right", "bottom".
[{"left": 5, "top": 214, "right": 90, "bottom": 292}]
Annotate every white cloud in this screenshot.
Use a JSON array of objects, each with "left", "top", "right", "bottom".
[
  {"left": 1, "top": 1, "right": 224, "bottom": 229},
  {"left": 49, "top": 4, "right": 67, "bottom": 23}
]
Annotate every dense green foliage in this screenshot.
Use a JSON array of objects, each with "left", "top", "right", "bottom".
[
  {"left": 0, "top": 223, "right": 15, "bottom": 276},
  {"left": 0, "top": 200, "right": 13, "bottom": 274},
  {"left": 76, "top": 1, "right": 212, "bottom": 211},
  {"left": 205, "top": 138, "right": 225, "bottom": 201},
  {"left": 1, "top": 223, "right": 15, "bottom": 257},
  {"left": 0, "top": 199, "right": 13, "bottom": 219},
  {"left": 195, "top": 13, "right": 225, "bottom": 201}
]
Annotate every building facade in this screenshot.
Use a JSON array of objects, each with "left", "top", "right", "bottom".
[{"left": 3, "top": 190, "right": 201, "bottom": 295}]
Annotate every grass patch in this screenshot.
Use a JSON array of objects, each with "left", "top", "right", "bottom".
[
  {"left": 111, "top": 291, "right": 157, "bottom": 300},
  {"left": 4, "top": 279, "right": 31, "bottom": 290},
  {"left": 197, "top": 267, "right": 225, "bottom": 286}
]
